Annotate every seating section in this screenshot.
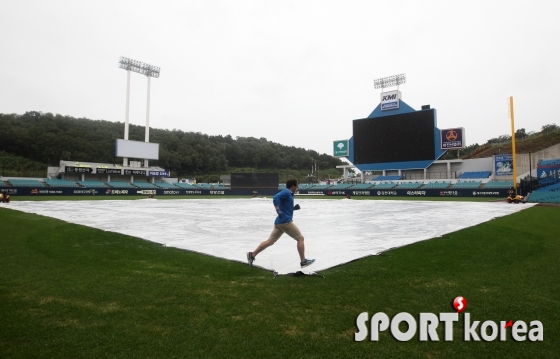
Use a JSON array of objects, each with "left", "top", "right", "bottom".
[
  {"left": 348, "top": 183, "right": 374, "bottom": 190},
  {"left": 422, "top": 181, "right": 451, "bottom": 189},
  {"left": 77, "top": 180, "right": 109, "bottom": 188},
  {"left": 190, "top": 183, "right": 227, "bottom": 189},
  {"left": 395, "top": 182, "right": 423, "bottom": 189},
  {"left": 106, "top": 181, "right": 136, "bottom": 189},
  {"left": 372, "top": 182, "right": 397, "bottom": 189},
  {"left": 44, "top": 179, "right": 79, "bottom": 187},
  {"left": 484, "top": 181, "right": 513, "bottom": 189},
  {"left": 328, "top": 183, "right": 353, "bottom": 190},
  {"left": 373, "top": 175, "right": 402, "bottom": 181},
  {"left": 279, "top": 183, "right": 315, "bottom": 190},
  {"left": 209, "top": 184, "right": 230, "bottom": 189},
  {"left": 527, "top": 182, "right": 560, "bottom": 204},
  {"left": 175, "top": 182, "right": 201, "bottom": 189},
  {"left": 8, "top": 179, "right": 46, "bottom": 187},
  {"left": 154, "top": 182, "right": 179, "bottom": 189},
  {"left": 196, "top": 183, "right": 217, "bottom": 189},
  {"left": 131, "top": 182, "right": 159, "bottom": 189},
  {"left": 309, "top": 184, "right": 333, "bottom": 190},
  {"left": 297, "top": 183, "right": 315, "bottom": 190},
  {"left": 458, "top": 171, "right": 492, "bottom": 179},
  {"left": 451, "top": 181, "right": 482, "bottom": 189},
  {"left": 538, "top": 158, "right": 560, "bottom": 167}
]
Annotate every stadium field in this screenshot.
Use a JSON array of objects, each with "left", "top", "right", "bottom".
[
  {"left": 8, "top": 195, "right": 500, "bottom": 202},
  {"left": 0, "top": 201, "right": 558, "bottom": 358}
]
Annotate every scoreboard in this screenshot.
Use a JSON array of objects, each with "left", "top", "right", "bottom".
[{"left": 353, "top": 109, "right": 436, "bottom": 164}]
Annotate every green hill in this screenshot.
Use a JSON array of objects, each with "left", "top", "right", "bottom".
[{"left": 0, "top": 112, "right": 345, "bottom": 182}]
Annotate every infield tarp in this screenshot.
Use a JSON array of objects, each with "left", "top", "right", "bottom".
[{"left": 5, "top": 199, "right": 535, "bottom": 275}]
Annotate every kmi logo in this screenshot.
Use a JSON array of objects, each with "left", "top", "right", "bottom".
[
  {"left": 380, "top": 90, "right": 400, "bottom": 111},
  {"left": 382, "top": 94, "right": 397, "bottom": 101}
]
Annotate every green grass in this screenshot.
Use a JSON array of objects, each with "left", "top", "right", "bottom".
[{"left": 1, "top": 204, "right": 558, "bottom": 358}]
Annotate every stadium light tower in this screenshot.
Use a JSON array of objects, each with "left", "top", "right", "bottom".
[
  {"left": 374, "top": 73, "right": 406, "bottom": 91},
  {"left": 118, "top": 56, "right": 161, "bottom": 167}
]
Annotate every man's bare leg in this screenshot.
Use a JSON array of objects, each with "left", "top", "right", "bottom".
[
  {"left": 296, "top": 236, "right": 305, "bottom": 262},
  {"left": 252, "top": 238, "right": 276, "bottom": 257}
]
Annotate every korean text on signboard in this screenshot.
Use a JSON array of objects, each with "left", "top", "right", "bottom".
[
  {"left": 65, "top": 166, "right": 93, "bottom": 173},
  {"left": 124, "top": 169, "right": 146, "bottom": 176}
]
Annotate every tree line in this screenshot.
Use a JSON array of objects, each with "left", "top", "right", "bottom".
[{"left": 0, "top": 112, "right": 345, "bottom": 181}]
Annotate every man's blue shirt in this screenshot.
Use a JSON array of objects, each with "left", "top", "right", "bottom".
[{"left": 273, "top": 188, "right": 295, "bottom": 224}]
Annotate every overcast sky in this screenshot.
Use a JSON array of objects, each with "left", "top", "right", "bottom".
[{"left": 1, "top": 0, "right": 559, "bottom": 157}]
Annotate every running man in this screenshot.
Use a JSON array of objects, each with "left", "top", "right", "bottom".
[{"left": 247, "top": 179, "right": 315, "bottom": 268}]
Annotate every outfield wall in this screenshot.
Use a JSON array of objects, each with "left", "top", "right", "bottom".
[{"left": 2, "top": 187, "right": 509, "bottom": 198}]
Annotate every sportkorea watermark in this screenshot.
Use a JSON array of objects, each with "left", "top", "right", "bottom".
[{"left": 354, "top": 296, "right": 543, "bottom": 342}]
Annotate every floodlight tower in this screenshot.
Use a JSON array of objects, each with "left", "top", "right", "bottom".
[
  {"left": 374, "top": 73, "right": 406, "bottom": 91},
  {"left": 118, "top": 57, "right": 161, "bottom": 167}
]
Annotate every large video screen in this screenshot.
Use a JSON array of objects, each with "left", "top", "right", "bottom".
[
  {"left": 231, "top": 173, "right": 278, "bottom": 189},
  {"left": 115, "top": 139, "right": 159, "bottom": 160},
  {"left": 353, "top": 109, "right": 435, "bottom": 164}
]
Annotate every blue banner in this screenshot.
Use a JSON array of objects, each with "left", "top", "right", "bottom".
[
  {"left": 537, "top": 165, "right": 560, "bottom": 185},
  {"left": 494, "top": 155, "right": 513, "bottom": 176},
  {"left": 149, "top": 170, "right": 170, "bottom": 177}
]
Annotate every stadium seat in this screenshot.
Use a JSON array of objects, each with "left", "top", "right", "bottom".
[
  {"left": 131, "top": 182, "right": 159, "bottom": 189},
  {"left": 310, "top": 184, "right": 333, "bottom": 190},
  {"left": 175, "top": 182, "right": 201, "bottom": 189},
  {"left": 77, "top": 180, "right": 109, "bottom": 188},
  {"left": 44, "top": 179, "right": 79, "bottom": 187},
  {"left": 527, "top": 182, "right": 560, "bottom": 204},
  {"left": 328, "top": 184, "right": 353, "bottom": 190},
  {"left": 372, "top": 182, "right": 397, "bottom": 189},
  {"left": 395, "top": 182, "right": 423, "bottom": 189},
  {"left": 298, "top": 184, "right": 315, "bottom": 190},
  {"left": 348, "top": 183, "right": 375, "bottom": 190},
  {"left": 7, "top": 179, "right": 46, "bottom": 187},
  {"left": 106, "top": 181, "right": 136, "bottom": 189},
  {"left": 458, "top": 171, "right": 492, "bottom": 179},
  {"left": 373, "top": 175, "right": 403, "bottom": 181},
  {"left": 484, "top": 181, "right": 513, "bottom": 189},
  {"left": 154, "top": 182, "right": 179, "bottom": 189},
  {"left": 538, "top": 158, "right": 560, "bottom": 167},
  {"left": 421, "top": 181, "right": 451, "bottom": 189},
  {"left": 451, "top": 181, "right": 482, "bottom": 189}
]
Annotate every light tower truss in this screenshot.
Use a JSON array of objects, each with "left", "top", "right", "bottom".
[
  {"left": 119, "top": 57, "right": 160, "bottom": 78},
  {"left": 374, "top": 73, "right": 406, "bottom": 90}
]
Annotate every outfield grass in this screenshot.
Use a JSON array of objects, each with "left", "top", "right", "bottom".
[{"left": 0, "top": 204, "right": 558, "bottom": 358}]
